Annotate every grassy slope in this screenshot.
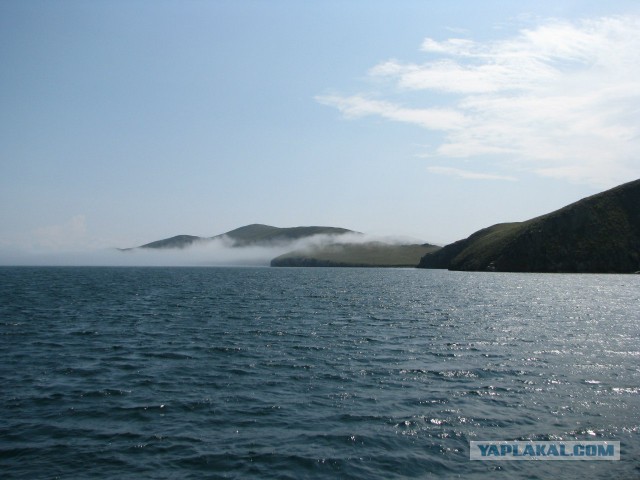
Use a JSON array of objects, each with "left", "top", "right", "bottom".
[
  {"left": 418, "top": 178, "right": 640, "bottom": 273},
  {"left": 217, "top": 224, "right": 356, "bottom": 246},
  {"left": 271, "top": 242, "right": 440, "bottom": 267}
]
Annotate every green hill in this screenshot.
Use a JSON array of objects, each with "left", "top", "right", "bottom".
[
  {"left": 418, "top": 178, "right": 640, "bottom": 273},
  {"left": 133, "top": 224, "right": 355, "bottom": 249},
  {"left": 216, "top": 224, "right": 355, "bottom": 246},
  {"left": 271, "top": 241, "right": 440, "bottom": 267}
]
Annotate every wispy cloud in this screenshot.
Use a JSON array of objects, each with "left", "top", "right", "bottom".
[
  {"left": 426, "top": 166, "right": 516, "bottom": 181},
  {"left": 316, "top": 95, "right": 468, "bottom": 130},
  {"left": 318, "top": 15, "right": 640, "bottom": 187}
]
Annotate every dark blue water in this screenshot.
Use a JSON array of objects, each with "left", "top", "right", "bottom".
[{"left": 1, "top": 267, "right": 639, "bottom": 479}]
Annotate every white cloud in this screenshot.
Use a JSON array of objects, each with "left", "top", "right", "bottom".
[
  {"left": 427, "top": 166, "right": 517, "bottom": 181},
  {"left": 33, "top": 215, "right": 89, "bottom": 250},
  {"left": 315, "top": 94, "right": 468, "bottom": 130},
  {"left": 320, "top": 15, "right": 640, "bottom": 187}
]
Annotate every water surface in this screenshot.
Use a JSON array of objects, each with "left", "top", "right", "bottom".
[{"left": 1, "top": 267, "right": 638, "bottom": 478}]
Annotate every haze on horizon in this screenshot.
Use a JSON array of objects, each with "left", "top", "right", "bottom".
[{"left": 1, "top": 0, "right": 640, "bottom": 265}]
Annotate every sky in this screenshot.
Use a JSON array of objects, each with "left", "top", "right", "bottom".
[{"left": 1, "top": 0, "right": 640, "bottom": 264}]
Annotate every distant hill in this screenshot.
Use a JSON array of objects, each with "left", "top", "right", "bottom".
[
  {"left": 128, "top": 223, "right": 441, "bottom": 268},
  {"left": 132, "top": 224, "right": 356, "bottom": 249},
  {"left": 272, "top": 242, "right": 440, "bottom": 267},
  {"left": 418, "top": 179, "right": 640, "bottom": 273},
  {"left": 135, "top": 235, "right": 205, "bottom": 249},
  {"left": 217, "top": 224, "right": 355, "bottom": 246}
]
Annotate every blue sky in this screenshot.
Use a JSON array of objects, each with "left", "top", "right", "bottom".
[{"left": 1, "top": 0, "right": 639, "bottom": 261}]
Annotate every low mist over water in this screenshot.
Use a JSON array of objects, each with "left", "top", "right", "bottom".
[{"left": 0, "top": 232, "right": 421, "bottom": 267}]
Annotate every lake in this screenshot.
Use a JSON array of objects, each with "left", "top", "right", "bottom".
[{"left": 1, "top": 267, "right": 638, "bottom": 478}]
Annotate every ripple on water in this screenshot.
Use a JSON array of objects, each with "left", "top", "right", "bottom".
[{"left": 0, "top": 267, "right": 639, "bottom": 479}]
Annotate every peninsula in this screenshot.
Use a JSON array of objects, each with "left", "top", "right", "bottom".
[{"left": 418, "top": 179, "right": 640, "bottom": 273}]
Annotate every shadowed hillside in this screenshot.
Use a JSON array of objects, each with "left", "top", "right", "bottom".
[
  {"left": 418, "top": 179, "right": 640, "bottom": 273},
  {"left": 135, "top": 235, "right": 204, "bottom": 249},
  {"left": 272, "top": 242, "right": 440, "bottom": 267}
]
